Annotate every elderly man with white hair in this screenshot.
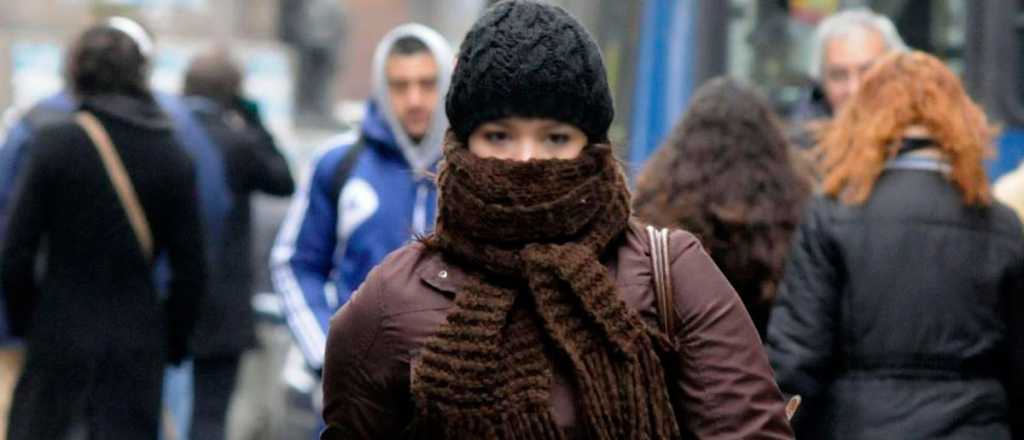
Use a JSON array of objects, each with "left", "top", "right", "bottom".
[{"left": 789, "top": 8, "right": 907, "bottom": 148}]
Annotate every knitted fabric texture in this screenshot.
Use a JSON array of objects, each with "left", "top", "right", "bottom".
[
  {"left": 410, "top": 145, "right": 681, "bottom": 439},
  {"left": 445, "top": 0, "right": 613, "bottom": 144}
]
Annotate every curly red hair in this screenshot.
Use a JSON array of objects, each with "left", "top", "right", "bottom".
[{"left": 819, "top": 51, "right": 996, "bottom": 205}]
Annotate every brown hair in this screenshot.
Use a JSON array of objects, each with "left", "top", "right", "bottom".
[
  {"left": 65, "top": 25, "right": 150, "bottom": 99},
  {"left": 184, "top": 47, "right": 242, "bottom": 106},
  {"left": 819, "top": 51, "right": 996, "bottom": 205},
  {"left": 633, "top": 77, "right": 812, "bottom": 307}
]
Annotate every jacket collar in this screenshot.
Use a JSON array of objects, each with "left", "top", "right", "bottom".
[
  {"left": 886, "top": 150, "right": 951, "bottom": 174},
  {"left": 414, "top": 223, "right": 643, "bottom": 298},
  {"left": 416, "top": 250, "right": 466, "bottom": 299},
  {"left": 360, "top": 100, "right": 399, "bottom": 150},
  {"left": 79, "top": 93, "right": 172, "bottom": 131}
]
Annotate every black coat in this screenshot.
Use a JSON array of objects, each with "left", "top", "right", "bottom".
[
  {"left": 767, "top": 166, "right": 1024, "bottom": 439},
  {"left": 186, "top": 97, "right": 294, "bottom": 358},
  {"left": 1, "top": 94, "right": 206, "bottom": 439}
]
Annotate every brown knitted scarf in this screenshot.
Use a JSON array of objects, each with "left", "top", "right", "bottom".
[{"left": 410, "top": 145, "right": 680, "bottom": 439}]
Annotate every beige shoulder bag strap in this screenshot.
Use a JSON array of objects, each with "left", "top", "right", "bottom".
[
  {"left": 646, "top": 225, "right": 678, "bottom": 336},
  {"left": 75, "top": 111, "right": 154, "bottom": 261}
]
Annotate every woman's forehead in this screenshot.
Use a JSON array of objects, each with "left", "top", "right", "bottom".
[{"left": 479, "top": 117, "right": 580, "bottom": 130}]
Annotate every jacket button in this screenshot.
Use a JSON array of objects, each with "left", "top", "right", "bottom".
[{"left": 438, "top": 270, "right": 448, "bottom": 279}]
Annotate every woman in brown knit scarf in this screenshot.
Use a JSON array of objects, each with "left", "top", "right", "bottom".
[{"left": 320, "top": 1, "right": 794, "bottom": 439}]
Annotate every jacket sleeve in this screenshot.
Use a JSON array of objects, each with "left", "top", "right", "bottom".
[
  {"left": 270, "top": 152, "right": 340, "bottom": 371},
  {"left": 321, "top": 265, "right": 405, "bottom": 439},
  {"left": 163, "top": 158, "right": 208, "bottom": 365},
  {"left": 0, "top": 120, "right": 35, "bottom": 257},
  {"left": 667, "top": 230, "right": 794, "bottom": 439},
  {"left": 765, "top": 199, "right": 841, "bottom": 398},
  {"left": 1008, "top": 250, "right": 1024, "bottom": 439},
  {"left": 235, "top": 106, "right": 295, "bottom": 196},
  {"left": 0, "top": 135, "right": 51, "bottom": 337}
]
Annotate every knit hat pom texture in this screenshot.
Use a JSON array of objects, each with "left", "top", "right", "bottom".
[{"left": 446, "top": 0, "right": 614, "bottom": 144}]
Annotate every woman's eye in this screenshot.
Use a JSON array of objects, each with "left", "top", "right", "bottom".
[
  {"left": 484, "top": 131, "right": 509, "bottom": 143},
  {"left": 548, "top": 133, "right": 571, "bottom": 145}
]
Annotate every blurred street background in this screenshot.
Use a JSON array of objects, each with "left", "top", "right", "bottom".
[{"left": 0, "top": 1, "right": 1021, "bottom": 174}]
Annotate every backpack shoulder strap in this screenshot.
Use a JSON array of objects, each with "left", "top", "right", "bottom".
[
  {"left": 75, "top": 111, "right": 153, "bottom": 261},
  {"left": 646, "top": 225, "right": 678, "bottom": 336},
  {"left": 328, "top": 137, "right": 368, "bottom": 204}
]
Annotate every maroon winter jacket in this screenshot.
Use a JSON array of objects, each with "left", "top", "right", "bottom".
[{"left": 321, "top": 222, "right": 794, "bottom": 439}]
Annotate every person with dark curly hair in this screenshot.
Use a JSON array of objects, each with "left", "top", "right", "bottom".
[
  {"left": 634, "top": 77, "right": 813, "bottom": 338},
  {"left": 319, "top": 2, "right": 794, "bottom": 439},
  {"left": 767, "top": 51, "right": 1024, "bottom": 439}
]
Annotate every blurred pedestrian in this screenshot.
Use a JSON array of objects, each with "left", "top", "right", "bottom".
[
  {"left": 270, "top": 23, "right": 452, "bottom": 387},
  {"left": 182, "top": 48, "right": 295, "bottom": 440},
  {"left": 1, "top": 21, "right": 206, "bottom": 440},
  {"left": 767, "top": 51, "right": 1024, "bottom": 439},
  {"left": 0, "top": 55, "right": 75, "bottom": 440},
  {"left": 279, "top": 0, "right": 347, "bottom": 128},
  {"left": 0, "top": 17, "right": 239, "bottom": 439},
  {"left": 321, "top": 2, "right": 794, "bottom": 438},
  {"left": 634, "top": 77, "right": 813, "bottom": 338},
  {"left": 789, "top": 8, "right": 906, "bottom": 148}
]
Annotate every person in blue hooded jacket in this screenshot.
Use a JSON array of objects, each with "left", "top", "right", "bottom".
[{"left": 271, "top": 23, "right": 453, "bottom": 374}]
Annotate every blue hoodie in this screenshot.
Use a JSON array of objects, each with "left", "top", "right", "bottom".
[{"left": 270, "top": 23, "right": 453, "bottom": 370}]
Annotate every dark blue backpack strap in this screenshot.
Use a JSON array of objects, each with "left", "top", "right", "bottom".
[{"left": 328, "top": 137, "right": 368, "bottom": 203}]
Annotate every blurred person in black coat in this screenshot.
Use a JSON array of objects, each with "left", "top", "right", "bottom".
[
  {"left": 182, "top": 48, "right": 295, "bottom": 440},
  {"left": 1, "top": 21, "right": 206, "bottom": 440},
  {"left": 768, "top": 51, "right": 1024, "bottom": 439},
  {"left": 279, "top": 0, "right": 346, "bottom": 127}
]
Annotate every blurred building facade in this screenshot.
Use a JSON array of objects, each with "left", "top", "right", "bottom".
[
  {"left": 0, "top": 0, "right": 290, "bottom": 139},
  {"left": 1, "top": 0, "right": 1021, "bottom": 178}
]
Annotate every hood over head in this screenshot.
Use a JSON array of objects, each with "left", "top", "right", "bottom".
[
  {"left": 370, "top": 23, "right": 454, "bottom": 173},
  {"left": 80, "top": 93, "right": 171, "bottom": 131}
]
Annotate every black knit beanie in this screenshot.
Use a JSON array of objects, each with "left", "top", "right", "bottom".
[{"left": 446, "top": 0, "right": 613, "bottom": 144}]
